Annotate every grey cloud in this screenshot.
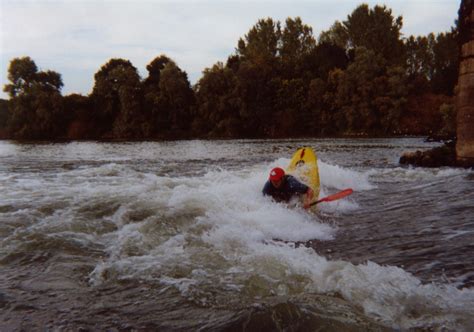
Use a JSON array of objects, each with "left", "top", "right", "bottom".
[{"left": 0, "top": 0, "right": 459, "bottom": 98}]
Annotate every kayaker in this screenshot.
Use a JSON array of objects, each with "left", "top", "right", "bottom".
[{"left": 262, "top": 167, "right": 314, "bottom": 209}]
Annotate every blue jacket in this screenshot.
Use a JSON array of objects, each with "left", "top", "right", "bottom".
[{"left": 262, "top": 175, "right": 309, "bottom": 202}]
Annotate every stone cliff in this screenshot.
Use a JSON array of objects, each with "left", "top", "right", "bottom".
[
  {"left": 400, "top": 0, "right": 474, "bottom": 168},
  {"left": 457, "top": 0, "right": 474, "bottom": 166}
]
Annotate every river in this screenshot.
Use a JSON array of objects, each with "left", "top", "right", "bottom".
[{"left": 0, "top": 138, "right": 473, "bottom": 331}]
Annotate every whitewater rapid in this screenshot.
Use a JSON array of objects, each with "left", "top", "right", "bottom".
[
  {"left": 1, "top": 139, "right": 473, "bottom": 331},
  {"left": 80, "top": 159, "right": 473, "bottom": 330}
]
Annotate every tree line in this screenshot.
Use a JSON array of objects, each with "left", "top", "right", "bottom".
[{"left": 0, "top": 4, "right": 458, "bottom": 140}]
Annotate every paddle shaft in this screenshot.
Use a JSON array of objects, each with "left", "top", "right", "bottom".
[{"left": 310, "top": 188, "right": 353, "bottom": 206}]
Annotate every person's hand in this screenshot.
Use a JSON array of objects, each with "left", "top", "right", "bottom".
[{"left": 303, "top": 188, "right": 314, "bottom": 209}]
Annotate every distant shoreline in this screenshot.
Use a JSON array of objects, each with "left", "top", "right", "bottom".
[{"left": 0, "top": 135, "right": 449, "bottom": 144}]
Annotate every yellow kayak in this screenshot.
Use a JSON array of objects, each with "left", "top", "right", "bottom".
[{"left": 286, "top": 147, "right": 320, "bottom": 204}]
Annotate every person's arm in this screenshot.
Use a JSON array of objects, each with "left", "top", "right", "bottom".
[
  {"left": 303, "top": 188, "right": 314, "bottom": 209},
  {"left": 262, "top": 181, "right": 272, "bottom": 196},
  {"left": 287, "top": 176, "right": 313, "bottom": 208}
]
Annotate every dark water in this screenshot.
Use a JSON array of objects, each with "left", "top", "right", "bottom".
[{"left": 0, "top": 138, "right": 473, "bottom": 331}]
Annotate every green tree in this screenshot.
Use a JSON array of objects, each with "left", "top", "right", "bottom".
[
  {"left": 237, "top": 18, "right": 281, "bottom": 67},
  {"left": 194, "top": 62, "right": 241, "bottom": 137},
  {"left": 306, "top": 78, "right": 326, "bottom": 135},
  {"left": 143, "top": 55, "right": 173, "bottom": 137},
  {"left": 280, "top": 17, "right": 316, "bottom": 78},
  {"left": 376, "top": 65, "right": 407, "bottom": 133},
  {"left": 438, "top": 102, "right": 456, "bottom": 137},
  {"left": 7, "top": 91, "right": 65, "bottom": 139},
  {"left": 323, "top": 68, "right": 347, "bottom": 134},
  {"left": 233, "top": 18, "right": 284, "bottom": 136},
  {"left": 405, "top": 34, "right": 435, "bottom": 79},
  {"left": 332, "top": 47, "right": 407, "bottom": 134},
  {"left": 3, "top": 57, "right": 65, "bottom": 139},
  {"left": 305, "top": 42, "right": 349, "bottom": 80},
  {"left": 431, "top": 30, "right": 458, "bottom": 95},
  {"left": 226, "top": 54, "right": 242, "bottom": 73},
  {"left": 63, "top": 94, "right": 95, "bottom": 139},
  {"left": 320, "top": 4, "right": 404, "bottom": 65},
  {"left": 91, "top": 58, "right": 144, "bottom": 138},
  {"left": 318, "top": 21, "right": 349, "bottom": 50},
  {"left": 143, "top": 55, "right": 172, "bottom": 90},
  {"left": 142, "top": 57, "right": 196, "bottom": 138},
  {"left": 35, "top": 70, "right": 64, "bottom": 93},
  {"left": 153, "top": 61, "right": 195, "bottom": 138},
  {"left": 3, "top": 57, "right": 39, "bottom": 97},
  {"left": 272, "top": 78, "right": 307, "bottom": 137},
  {"left": 0, "top": 99, "right": 10, "bottom": 138},
  {"left": 234, "top": 59, "right": 279, "bottom": 137},
  {"left": 404, "top": 34, "right": 435, "bottom": 93},
  {"left": 404, "top": 28, "right": 458, "bottom": 96}
]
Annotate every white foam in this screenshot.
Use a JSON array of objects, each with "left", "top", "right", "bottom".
[
  {"left": 372, "top": 166, "right": 472, "bottom": 183},
  {"left": 88, "top": 159, "right": 372, "bottom": 281},
  {"left": 0, "top": 141, "right": 18, "bottom": 157},
  {"left": 5, "top": 149, "right": 470, "bottom": 330},
  {"left": 87, "top": 161, "right": 474, "bottom": 328},
  {"left": 319, "top": 160, "right": 376, "bottom": 191}
]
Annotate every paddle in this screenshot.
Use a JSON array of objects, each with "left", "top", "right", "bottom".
[{"left": 311, "top": 188, "right": 353, "bottom": 206}]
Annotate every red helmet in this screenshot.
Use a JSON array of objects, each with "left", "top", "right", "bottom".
[{"left": 269, "top": 167, "right": 285, "bottom": 181}]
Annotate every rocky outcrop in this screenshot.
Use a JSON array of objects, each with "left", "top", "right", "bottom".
[
  {"left": 456, "top": 0, "right": 474, "bottom": 166},
  {"left": 400, "top": 1, "right": 474, "bottom": 168},
  {"left": 400, "top": 143, "right": 457, "bottom": 167}
]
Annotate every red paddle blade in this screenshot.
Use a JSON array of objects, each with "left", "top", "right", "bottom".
[{"left": 318, "top": 188, "right": 353, "bottom": 203}]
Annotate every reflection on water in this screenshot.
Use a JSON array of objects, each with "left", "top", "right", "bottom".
[{"left": 0, "top": 138, "right": 473, "bottom": 331}]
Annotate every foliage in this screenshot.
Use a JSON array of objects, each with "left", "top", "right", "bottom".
[
  {"left": 3, "top": 57, "right": 39, "bottom": 98},
  {"left": 63, "top": 94, "right": 94, "bottom": 139},
  {"left": 345, "top": 4, "right": 404, "bottom": 64},
  {"left": 404, "top": 29, "right": 458, "bottom": 96},
  {"left": 318, "top": 21, "right": 348, "bottom": 50},
  {"left": 143, "top": 56, "right": 196, "bottom": 138},
  {"left": 305, "top": 42, "right": 349, "bottom": 80},
  {"left": 144, "top": 55, "right": 172, "bottom": 89},
  {"left": 0, "top": 99, "right": 10, "bottom": 137},
  {"left": 237, "top": 18, "right": 280, "bottom": 65},
  {"left": 329, "top": 48, "right": 408, "bottom": 134},
  {"left": 0, "top": 4, "right": 459, "bottom": 140},
  {"left": 3, "top": 57, "right": 65, "bottom": 139},
  {"left": 91, "top": 58, "right": 144, "bottom": 137},
  {"left": 430, "top": 30, "right": 458, "bottom": 95},
  {"left": 280, "top": 17, "right": 316, "bottom": 78},
  {"left": 154, "top": 61, "right": 195, "bottom": 138},
  {"left": 438, "top": 102, "right": 457, "bottom": 137},
  {"left": 194, "top": 62, "right": 241, "bottom": 137},
  {"left": 319, "top": 4, "right": 404, "bottom": 65}
]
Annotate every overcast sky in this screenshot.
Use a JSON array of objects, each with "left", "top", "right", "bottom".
[{"left": 0, "top": 0, "right": 460, "bottom": 99}]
